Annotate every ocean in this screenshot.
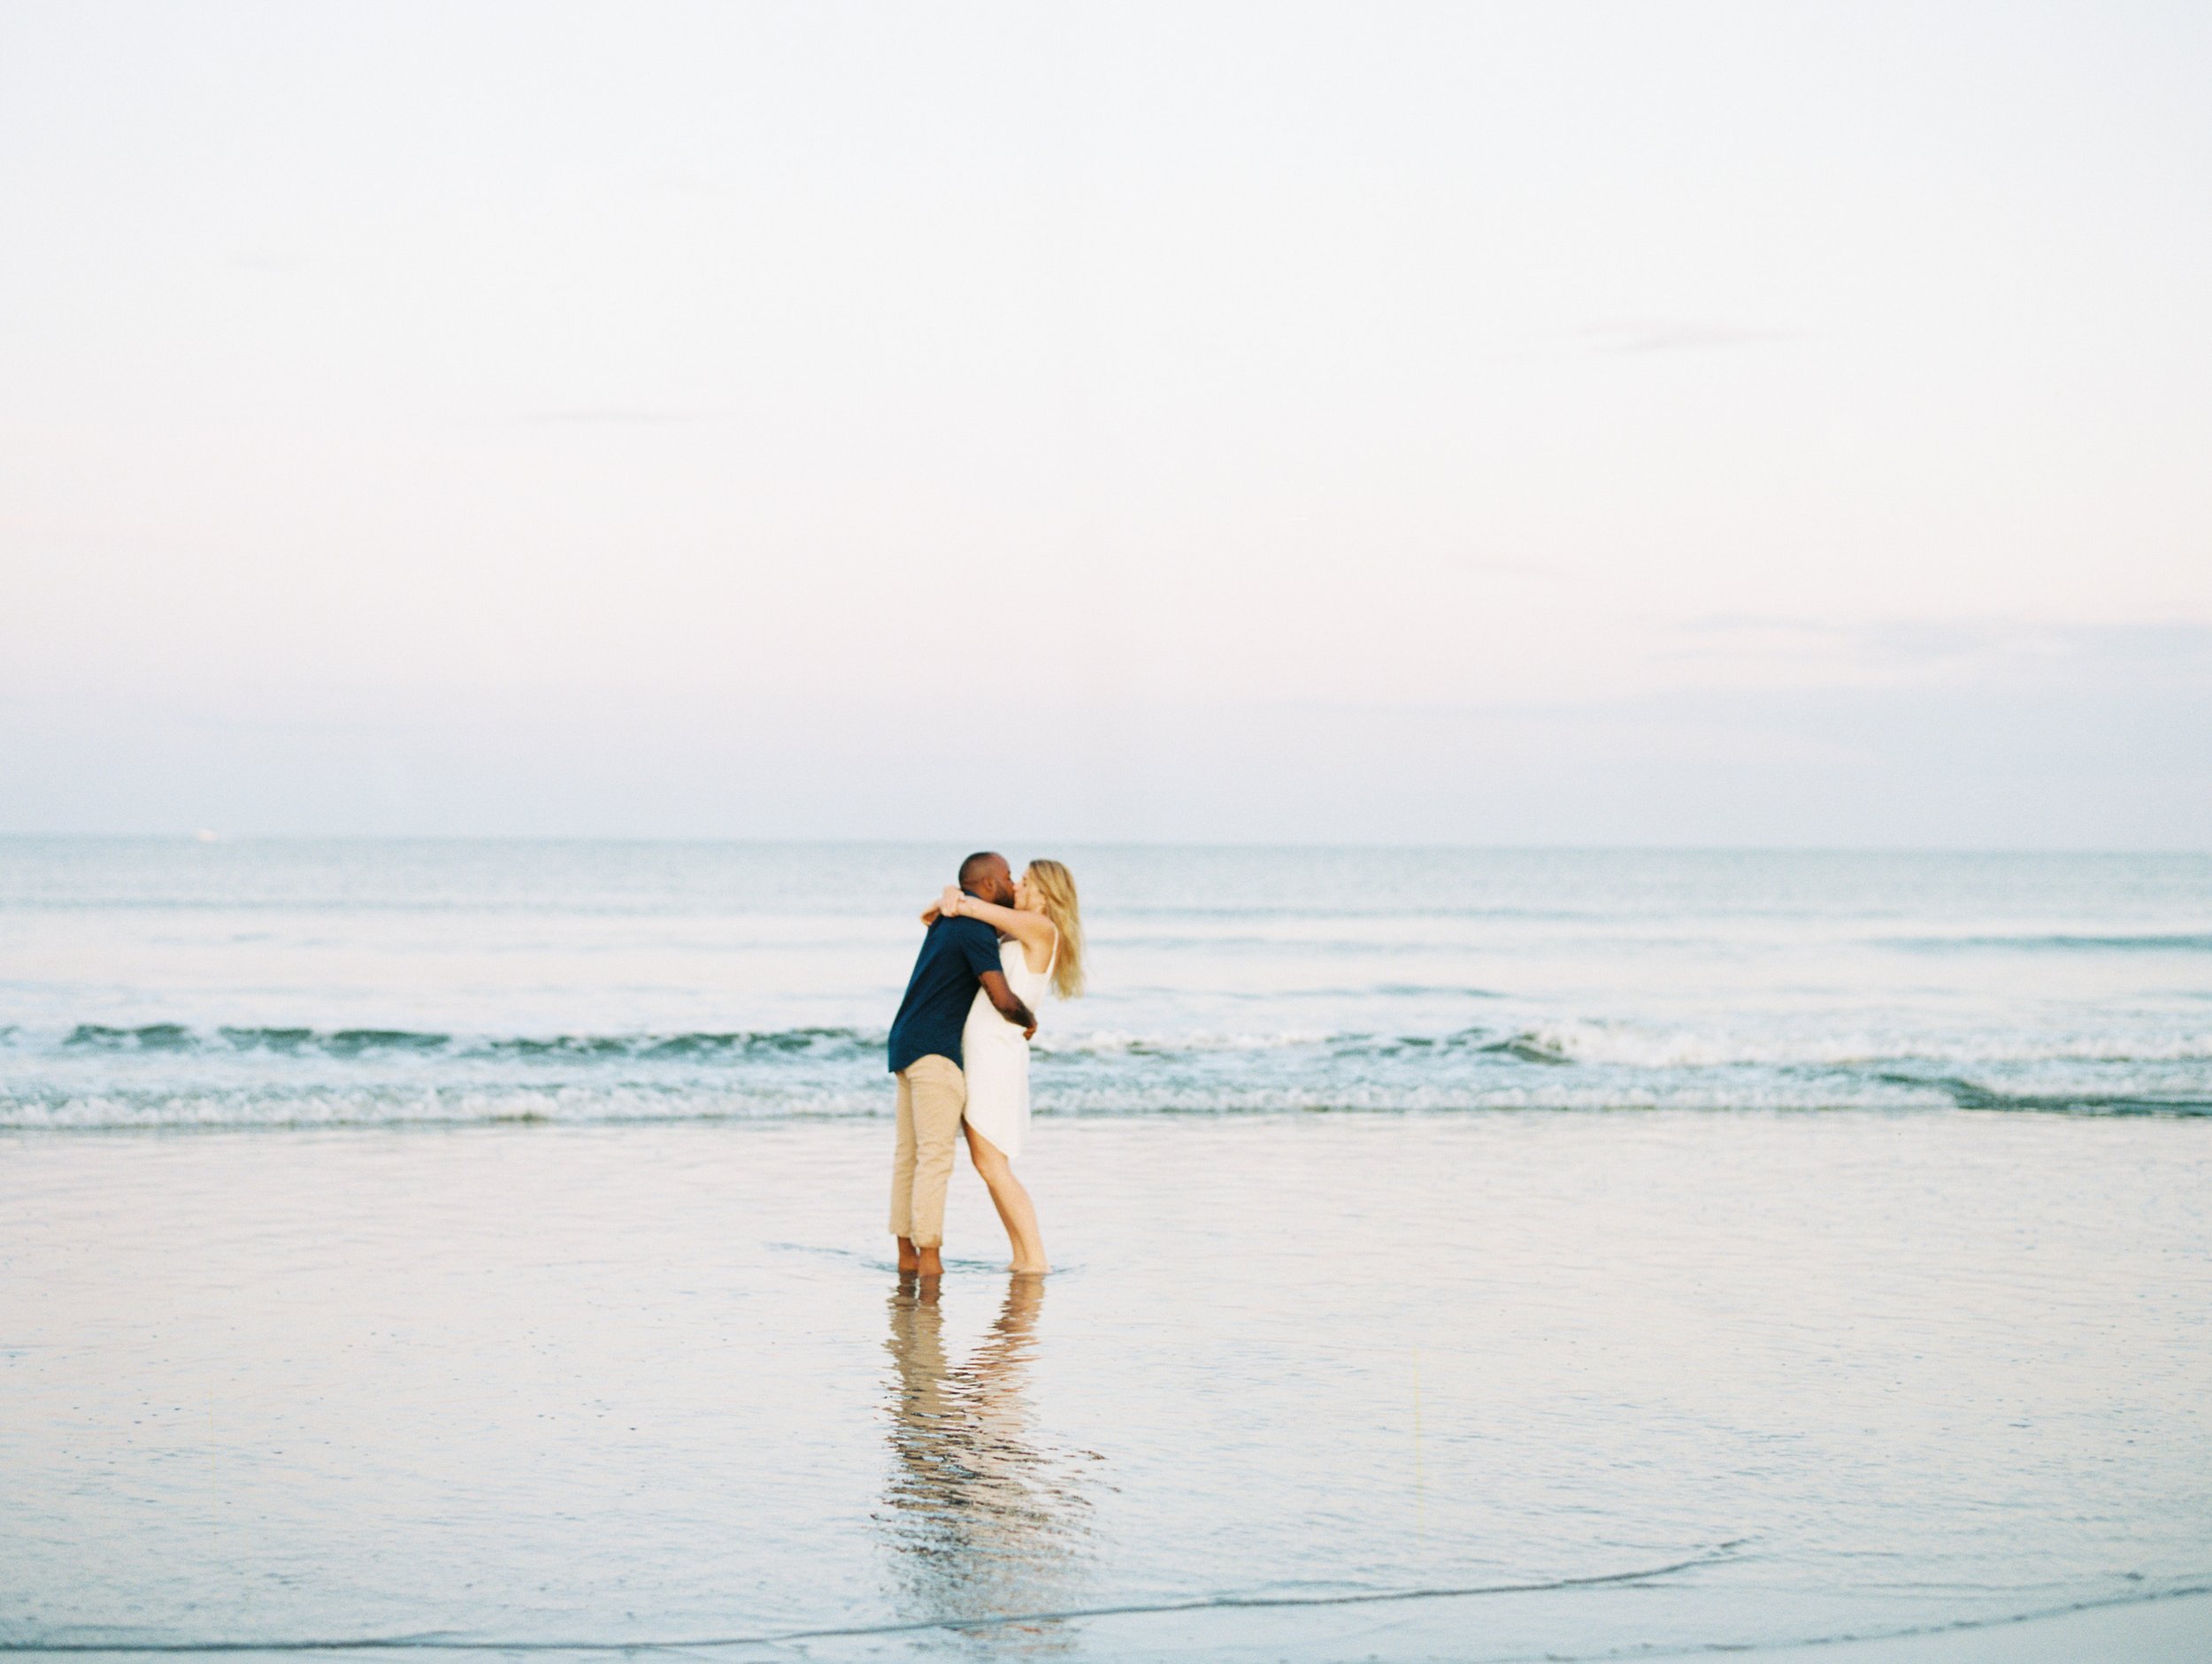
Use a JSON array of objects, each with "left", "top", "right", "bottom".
[
  {"left": 4, "top": 839, "right": 2210, "bottom": 1660},
  {"left": 5, "top": 840, "right": 2208, "bottom": 1129}
]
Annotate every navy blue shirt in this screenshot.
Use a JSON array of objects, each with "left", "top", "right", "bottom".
[{"left": 887, "top": 914, "right": 1005, "bottom": 1074}]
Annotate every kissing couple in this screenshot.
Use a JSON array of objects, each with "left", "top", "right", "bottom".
[{"left": 885, "top": 852, "right": 1085, "bottom": 1279}]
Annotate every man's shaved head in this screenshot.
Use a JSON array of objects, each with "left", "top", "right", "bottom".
[
  {"left": 957, "top": 851, "right": 1016, "bottom": 904},
  {"left": 959, "top": 850, "right": 1006, "bottom": 890}
]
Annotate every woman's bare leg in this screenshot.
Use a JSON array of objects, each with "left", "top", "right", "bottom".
[{"left": 964, "top": 1123, "right": 1048, "bottom": 1274}]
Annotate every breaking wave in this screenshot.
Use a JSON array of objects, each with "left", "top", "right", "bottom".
[
  {"left": 16, "top": 1018, "right": 2212, "bottom": 1069},
  {"left": 6, "top": 1017, "right": 2210, "bottom": 1129},
  {"left": 1893, "top": 932, "right": 2212, "bottom": 953},
  {"left": 48, "top": 1023, "right": 879, "bottom": 1062}
]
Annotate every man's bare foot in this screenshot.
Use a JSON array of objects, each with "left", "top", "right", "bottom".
[
  {"left": 896, "top": 1237, "right": 920, "bottom": 1274},
  {"left": 917, "top": 1245, "right": 944, "bottom": 1278},
  {"left": 1010, "top": 1261, "right": 1048, "bottom": 1276}
]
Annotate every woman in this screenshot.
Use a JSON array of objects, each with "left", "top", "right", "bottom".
[{"left": 922, "top": 859, "right": 1085, "bottom": 1274}]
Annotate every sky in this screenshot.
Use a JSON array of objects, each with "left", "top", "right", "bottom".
[{"left": 2, "top": 1, "right": 2207, "bottom": 845}]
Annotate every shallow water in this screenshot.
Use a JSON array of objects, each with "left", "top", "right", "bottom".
[
  {"left": 6, "top": 840, "right": 2210, "bottom": 1656},
  {"left": 5, "top": 1111, "right": 2209, "bottom": 1660},
  {"left": 4, "top": 840, "right": 2209, "bottom": 1128}
]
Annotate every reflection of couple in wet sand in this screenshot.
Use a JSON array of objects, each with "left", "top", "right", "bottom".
[
  {"left": 886, "top": 852, "right": 1085, "bottom": 1278},
  {"left": 880, "top": 1274, "right": 1094, "bottom": 1638}
]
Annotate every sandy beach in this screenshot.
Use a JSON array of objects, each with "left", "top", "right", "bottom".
[{"left": 7, "top": 1109, "right": 2208, "bottom": 1660}]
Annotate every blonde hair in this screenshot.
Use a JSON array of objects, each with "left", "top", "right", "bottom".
[{"left": 1023, "top": 859, "right": 1086, "bottom": 1000}]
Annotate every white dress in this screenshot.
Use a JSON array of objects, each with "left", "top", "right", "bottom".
[{"left": 960, "top": 932, "right": 1053, "bottom": 1160}]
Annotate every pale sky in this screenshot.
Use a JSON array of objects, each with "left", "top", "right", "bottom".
[{"left": 3, "top": 1, "right": 2208, "bottom": 844}]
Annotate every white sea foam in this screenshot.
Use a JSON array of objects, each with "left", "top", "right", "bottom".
[
  {"left": 1503, "top": 1016, "right": 2212, "bottom": 1069},
  {"left": 13, "top": 1065, "right": 2210, "bottom": 1131}
]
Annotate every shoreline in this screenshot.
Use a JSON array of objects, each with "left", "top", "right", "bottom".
[
  {"left": 1692, "top": 1585, "right": 2212, "bottom": 1662},
  {"left": 9, "top": 1586, "right": 2203, "bottom": 1660}
]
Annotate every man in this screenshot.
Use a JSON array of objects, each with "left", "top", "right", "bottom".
[{"left": 886, "top": 851, "right": 1037, "bottom": 1278}]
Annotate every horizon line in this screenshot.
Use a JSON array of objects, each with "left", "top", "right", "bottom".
[{"left": 4, "top": 831, "right": 2207, "bottom": 858}]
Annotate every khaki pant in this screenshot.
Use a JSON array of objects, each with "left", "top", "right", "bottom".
[{"left": 888, "top": 1055, "right": 966, "bottom": 1249}]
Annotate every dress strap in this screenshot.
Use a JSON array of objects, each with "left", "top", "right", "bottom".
[{"left": 1041, "top": 927, "right": 1059, "bottom": 982}]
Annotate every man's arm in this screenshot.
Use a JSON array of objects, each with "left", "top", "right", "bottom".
[{"left": 978, "top": 970, "right": 1037, "bottom": 1040}]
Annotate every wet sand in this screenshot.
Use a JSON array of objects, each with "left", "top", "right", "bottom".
[
  {"left": 1731, "top": 1587, "right": 2210, "bottom": 1660},
  {"left": 5, "top": 1111, "right": 2209, "bottom": 1660}
]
